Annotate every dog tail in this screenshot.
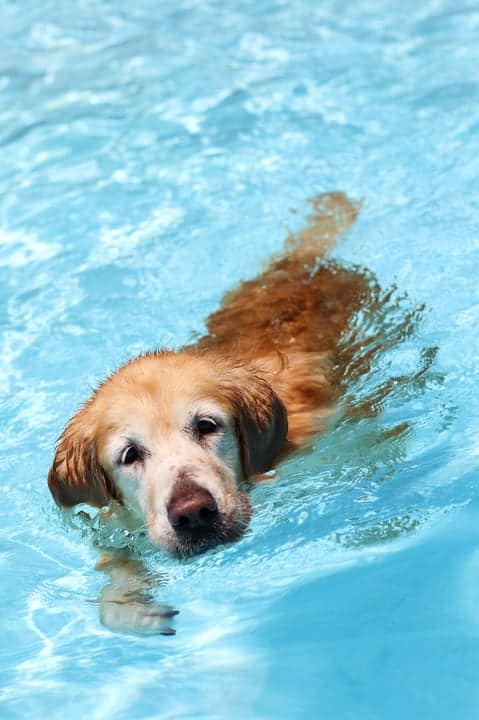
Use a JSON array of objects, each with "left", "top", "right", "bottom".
[{"left": 283, "top": 192, "right": 362, "bottom": 260}]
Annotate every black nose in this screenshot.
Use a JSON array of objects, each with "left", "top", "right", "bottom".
[{"left": 167, "top": 481, "right": 218, "bottom": 531}]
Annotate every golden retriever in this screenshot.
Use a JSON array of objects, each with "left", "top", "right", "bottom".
[{"left": 48, "top": 192, "right": 371, "bottom": 632}]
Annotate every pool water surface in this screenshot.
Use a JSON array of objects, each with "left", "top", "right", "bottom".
[{"left": 1, "top": 0, "right": 479, "bottom": 718}]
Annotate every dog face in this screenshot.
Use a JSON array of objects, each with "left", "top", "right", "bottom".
[{"left": 48, "top": 351, "right": 287, "bottom": 556}]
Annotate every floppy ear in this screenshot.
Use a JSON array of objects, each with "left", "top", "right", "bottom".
[
  {"left": 221, "top": 367, "right": 288, "bottom": 477},
  {"left": 48, "top": 410, "right": 115, "bottom": 508}
]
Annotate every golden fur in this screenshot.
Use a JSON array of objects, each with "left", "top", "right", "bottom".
[{"left": 48, "top": 192, "right": 370, "bottom": 559}]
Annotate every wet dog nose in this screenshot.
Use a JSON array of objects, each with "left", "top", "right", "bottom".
[{"left": 167, "top": 481, "right": 218, "bottom": 531}]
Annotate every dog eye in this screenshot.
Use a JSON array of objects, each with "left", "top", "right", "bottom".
[
  {"left": 197, "top": 418, "right": 217, "bottom": 435},
  {"left": 121, "top": 445, "right": 141, "bottom": 465}
]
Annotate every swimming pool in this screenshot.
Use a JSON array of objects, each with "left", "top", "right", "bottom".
[{"left": 1, "top": 0, "right": 479, "bottom": 716}]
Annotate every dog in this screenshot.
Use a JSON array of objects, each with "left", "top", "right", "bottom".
[{"left": 48, "top": 192, "right": 373, "bottom": 633}]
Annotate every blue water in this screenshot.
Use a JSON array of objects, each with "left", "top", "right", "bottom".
[{"left": 1, "top": 0, "right": 479, "bottom": 717}]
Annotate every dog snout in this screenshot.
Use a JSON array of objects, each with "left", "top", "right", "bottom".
[{"left": 167, "top": 481, "right": 218, "bottom": 531}]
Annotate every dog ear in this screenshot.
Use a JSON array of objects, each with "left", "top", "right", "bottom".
[
  {"left": 48, "top": 410, "right": 115, "bottom": 508},
  {"left": 220, "top": 367, "right": 288, "bottom": 477}
]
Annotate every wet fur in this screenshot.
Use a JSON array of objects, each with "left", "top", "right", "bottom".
[
  {"left": 48, "top": 191, "right": 373, "bottom": 633},
  {"left": 49, "top": 192, "right": 367, "bottom": 510}
]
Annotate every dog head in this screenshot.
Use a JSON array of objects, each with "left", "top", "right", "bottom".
[{"left": 48, "top": 350, "right": 287, "bottom": 556}]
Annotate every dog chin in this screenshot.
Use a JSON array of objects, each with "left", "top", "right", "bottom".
[
  {"left": 171, "top": 519, "right": 246, "bottom": 558},
  {"left": 153, "top": 494, "right": 251, "bottom": 559}
]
